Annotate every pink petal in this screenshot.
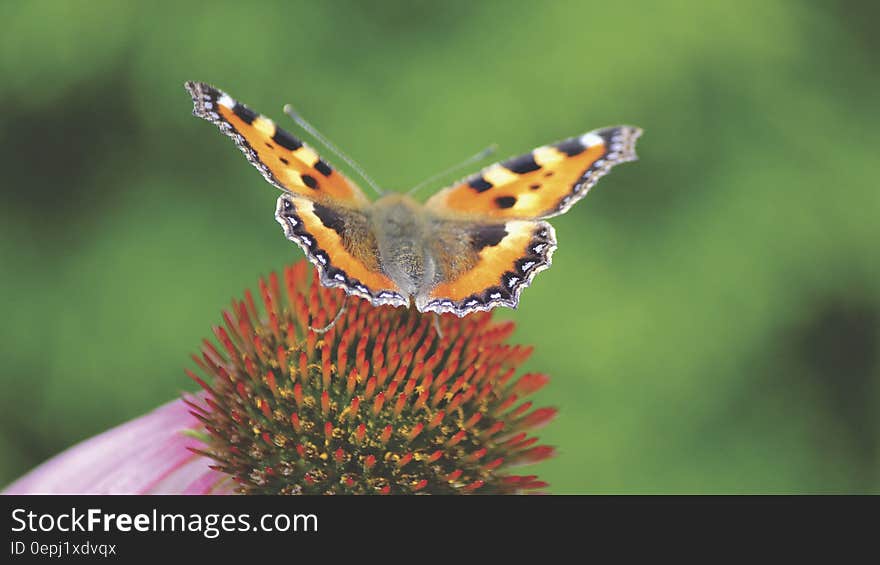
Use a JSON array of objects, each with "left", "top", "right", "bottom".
[{"left": 2, "top": 394, "right": 233, "bottom": 495}]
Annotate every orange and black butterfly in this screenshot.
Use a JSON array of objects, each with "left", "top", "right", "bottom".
[{"left": 186, "top": 81, "right": 641, "bottom": 316}]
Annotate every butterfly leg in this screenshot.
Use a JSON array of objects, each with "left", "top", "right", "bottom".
[
  {"left": 309, "top": 295, "right": 349, "bottom": 334},
  {"left": 432, "top": 313, "right": 444, "bottom": 339}
]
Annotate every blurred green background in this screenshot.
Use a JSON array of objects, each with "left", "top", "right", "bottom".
[{"left": 1, "top": 0, "right": 878, "bottom": 493}]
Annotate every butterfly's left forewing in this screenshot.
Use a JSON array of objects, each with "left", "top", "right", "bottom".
[{"left": 425, "top": 126, "right": 641, "bottom": 220}]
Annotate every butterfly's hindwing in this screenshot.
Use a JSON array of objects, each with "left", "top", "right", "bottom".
[
  {"left": 275, "top": 194, "right": 408, "bottom": 308},
  {"left": 416, "top": 219, "right": 557, "bottom": 316}
]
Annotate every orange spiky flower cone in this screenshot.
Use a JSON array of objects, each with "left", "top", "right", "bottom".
[{"left": 187, "top": 261, "right": 556, "bottom": 494}]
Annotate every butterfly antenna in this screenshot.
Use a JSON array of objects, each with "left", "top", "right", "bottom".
[
  {"left": 283, "top": 104, "right": 383, "bottom": 196},
  {"left": 407, "top": 144, "right": 497, "bottom": 196}
]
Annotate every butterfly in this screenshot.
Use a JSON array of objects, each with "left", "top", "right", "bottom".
[{"left": 185, "top": 81, "right": 642, "bottom": 317}]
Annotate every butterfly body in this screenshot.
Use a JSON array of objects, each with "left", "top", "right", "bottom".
[
  {"left": 368, "top": 193, "right": 433, "bottom": 299},
  {"left": 187, "top": 81, "right": 642, "bottom": 317}
]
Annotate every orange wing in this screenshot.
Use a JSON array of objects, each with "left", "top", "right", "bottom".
[
  {"left": 425, "top": 126, "right": 641, "bottom": 220},
  {"left": 416, "top": 219, "right": 557, "bottom": 316},
  {"left": 275, "top": 193, "right": 408, "bottom": 309},
  {"left": 186, "top": 81, "right": 369, "bottom": 207}
]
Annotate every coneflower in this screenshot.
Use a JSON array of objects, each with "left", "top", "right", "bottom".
[{"left": 4, "top": 261, "right": 555, "bottom": 494}]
